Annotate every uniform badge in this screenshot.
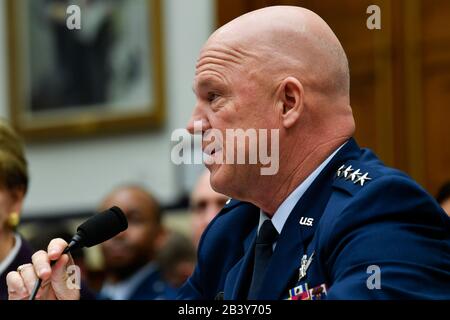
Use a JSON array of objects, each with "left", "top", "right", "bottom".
[
  {"left": 336, "top": 164, "right": 372, "bottom": 186},
  {"left": 287, "top": 283, "right": 310, "bottom": 300},
  {"left": 298, "top": 251, "right": 314, "bottom": 282},
  {"left": 286, "top": 283, "right": 328, "bottom": 300},
  {"left": 309, "top": 283, "right": 328, "bottom": 300}
]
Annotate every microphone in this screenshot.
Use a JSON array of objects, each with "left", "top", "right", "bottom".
[{"left": 29, "top": 206, "right": 128, "bottom": 300}]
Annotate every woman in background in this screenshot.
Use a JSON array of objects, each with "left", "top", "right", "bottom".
[{"left": 0, "top": 119, "right": 32, "bottom": 299}]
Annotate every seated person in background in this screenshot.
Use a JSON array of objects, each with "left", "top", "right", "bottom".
[
  {"left": 0, "top": 119, "right": 32, "bottom": 300},
  {"left": 156, "top": 232, "right": 196, "bottom": 289},
  {"left": 96, "top": 185, "right": 176, "bottom": 300},
  {"left": 436, "top": 181, "right": 450, "bottom": 217},
  {"left": 190, "top": 170, "right": 229, "bottom": 247}
]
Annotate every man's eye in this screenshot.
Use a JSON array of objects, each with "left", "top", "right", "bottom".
[{"left": 207, "top": 92, "right": 219, "bottom": 102}]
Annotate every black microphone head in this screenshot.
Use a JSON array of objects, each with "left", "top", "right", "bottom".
[{"left": 76, "top": 206, "right": 128, "bottom": 248}]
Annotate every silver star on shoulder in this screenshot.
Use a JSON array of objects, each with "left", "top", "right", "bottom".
[
  {"left": 336, "top": 165, "right": 346, "bottom": 177},
  {"left": 354, "top": 172, "right": 372, "bottom": 186},
  {"left": 342, "top": 165, "right": 354, "bottom": 178},
  {"left": 346, "top": 168, "right": 362, "bottom": 182}
]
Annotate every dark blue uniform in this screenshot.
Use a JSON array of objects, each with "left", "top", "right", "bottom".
[
  {"left": 178, "top": 138, "right": 450, "bottom": 300},
  {"left": 97, "top": 267, "right": 177, "bottom": 300}
]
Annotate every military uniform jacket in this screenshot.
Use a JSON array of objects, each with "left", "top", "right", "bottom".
[{"left": 178, "top": 138, "right": 450, "bottom": 300}]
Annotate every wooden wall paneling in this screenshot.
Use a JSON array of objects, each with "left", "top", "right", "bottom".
[
  {"left": 403, "top": 0, "right": 426, "bottom": 187},
  {"left": 373, "top": 0, "right": 395, "bottom": 166},
  {"left": 422, "top": 0, "right": 450, "bottom": 194},
  {"left": 215, "top": 0, "right": 394, "bottom": 161}
]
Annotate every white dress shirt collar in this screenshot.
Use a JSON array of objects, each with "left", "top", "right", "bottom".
[{"left": 259, "top": 142, "right": 346, "bottom": 235}]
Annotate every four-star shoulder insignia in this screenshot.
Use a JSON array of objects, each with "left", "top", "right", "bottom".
[{"left": 336, "top": 164, "right": 372, "bottom": 186}]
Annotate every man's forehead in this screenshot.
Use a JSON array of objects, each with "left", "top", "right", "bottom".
[
  {"left": 193, "top": 45, "right": 258, "bottom": 91},
  {"left": 195, "top": 45, "right": 246, "bottom": 74}
]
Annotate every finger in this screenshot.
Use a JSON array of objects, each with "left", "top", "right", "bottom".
[
  {"left": 35, "top": 278, "right": 54, "bottom": 300},
  {"left": 52, "top": 254, "right": 70, "bottom": 282},
  {"left": 32, "top": 250, "right": 51, "bottom": 280},
  {"left": 6, "top": 271, "right": 28, "bottom": 300},
  {"left": 51, "top": 254, "right": 80, "bottom": 300},
  {"left": 19, "top": 264, "right": 39, "bottom": 294},
  {"left": 47, "top": 238, "right": 69, "bottom": 261}
]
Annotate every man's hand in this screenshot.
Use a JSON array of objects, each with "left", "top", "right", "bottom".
[{"left": 6, "top": 238, "right": 81, "bottom": 300}]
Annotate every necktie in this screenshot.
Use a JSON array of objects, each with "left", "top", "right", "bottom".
[{"left": 247, "top": 219, "right": 279, "bottom": 300}]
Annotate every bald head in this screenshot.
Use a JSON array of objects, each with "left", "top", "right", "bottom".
[
  {"left": 99, "top": 185, "right": 163, "bottom": 280},
  {"left": 201, "top": 6, "right": 350, "bottom": 100},
  {"left": 100, "top": 184, "right": 161, "bottom": 224},
  {"left": 189, "top": 6, "right": 355, "bottom": 214}
]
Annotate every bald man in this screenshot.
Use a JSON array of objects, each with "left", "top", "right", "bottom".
[
  {"left": 7, "top": 6, "right": 450, "bottom": 300},
  {"left": 190, "top": 170, "right": 229, "bottom": 247}
]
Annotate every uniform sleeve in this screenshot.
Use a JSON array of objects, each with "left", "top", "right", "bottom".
[{"left": 325, "top": 176, "right": 450, "bottom": 299}]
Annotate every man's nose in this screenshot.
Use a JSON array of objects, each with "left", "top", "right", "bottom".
[{"left": 186, "top": 106, "right": 211, "bottom": 135}]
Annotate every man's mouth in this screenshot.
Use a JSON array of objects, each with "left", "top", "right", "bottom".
[{"left": 202, "top": 144, "right": 223, "bottom": 166}]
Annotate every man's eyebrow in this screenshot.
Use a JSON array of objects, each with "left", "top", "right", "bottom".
[
  {"left": 194, "top": 77, "right": 222, "bottom": 91},
  {"left": 192, "top": 80, "right": 210, "bottom": 95}
]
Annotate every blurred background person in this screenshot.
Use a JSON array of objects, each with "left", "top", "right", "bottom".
[
  {"left": 156, "top": 231, "right": 196, "bottom": 290},
  {"left": 436, "top": 181, "right": 450, "bottom": 217},
  {"left": 190, "top": 170, "right": 229, "bottom": 247},
  {"left": 97, "top": 184, "right": 176, "bottom": 300},
  {"left": 0, "top": 119, "right": 31, "bottom": 300}
]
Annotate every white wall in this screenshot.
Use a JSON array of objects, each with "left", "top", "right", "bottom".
[{"left": 0, "top": 0, "right": 215, "bottom": 216}]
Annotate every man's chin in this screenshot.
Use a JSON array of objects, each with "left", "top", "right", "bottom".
[{"left": 208, "top": 165, "right": 234, "bottom": 197}]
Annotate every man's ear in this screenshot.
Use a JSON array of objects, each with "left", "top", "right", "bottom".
[{"left": 278, "top": 77, "right": 304, "bottom": 129}]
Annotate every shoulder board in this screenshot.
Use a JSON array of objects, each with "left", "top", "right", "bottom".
[{"left": 332, "top": 161, "right": 382, "bottom": 196}]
